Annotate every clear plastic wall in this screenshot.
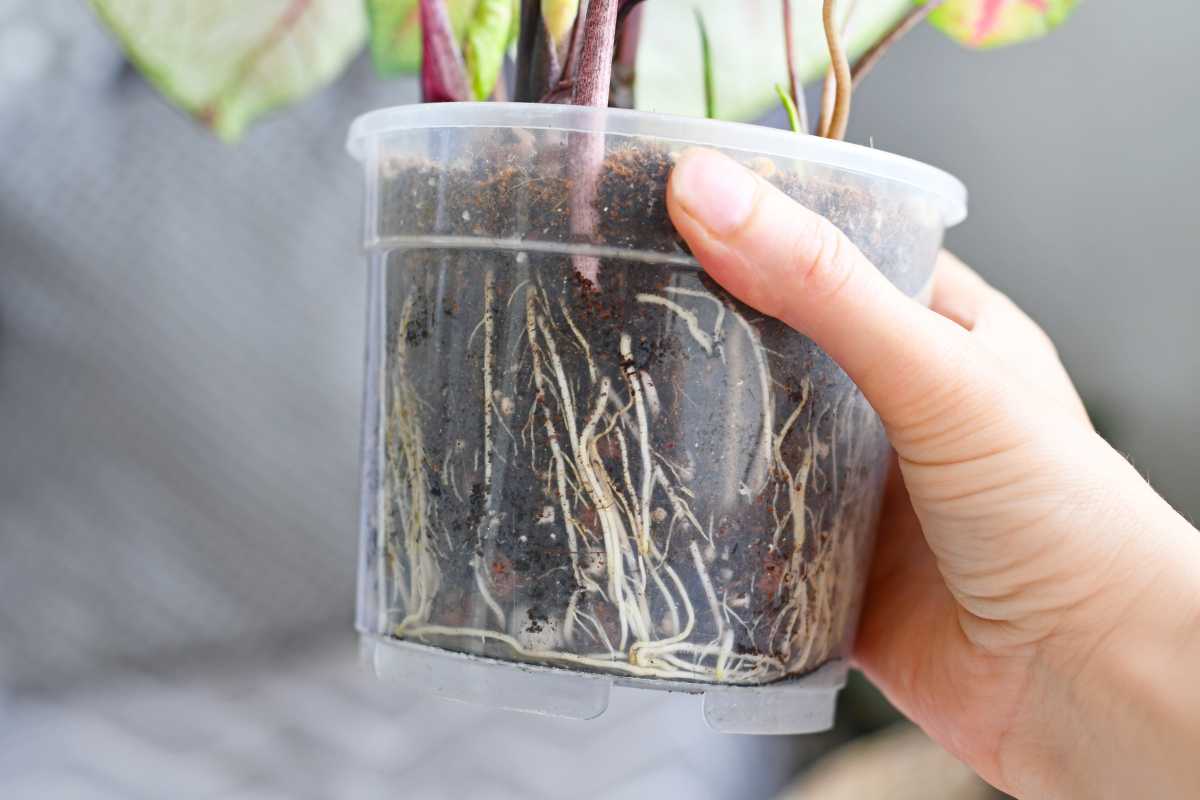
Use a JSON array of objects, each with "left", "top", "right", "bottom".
[{"left": 349, "top": 104, "right": 964, "bottom": 724}]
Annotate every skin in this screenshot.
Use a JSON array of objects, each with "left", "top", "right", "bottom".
[{"left": 666, "top": 148, "right": 1200, "bottom": 799}]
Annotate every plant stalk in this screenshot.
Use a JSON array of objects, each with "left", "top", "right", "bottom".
[
  {"left": 572, "top": 0, "right": 619, "bottom": 107},
  {"left": 819, "top": 0, "right": 852, "bottom": 140},
  {"left": 567, "top": 0, "right": 619, "bottom": 285},
  {"left": 775, "top": 83, "right": 802, "bottom": 133},
  {"left": 851, "top": 0, "right": 945, "bottom": 87},
  {"left": 515, "top": 0, "right": 552, "bottom": 101},
  {"left": 817, "top": 0, "right": 858, "bottom": 136},
  {"left": 781, "top": 0, "right": 809, "bottom": 133},
  {"left": 420, "top": 0, "right": 471, "bottom": 102}
]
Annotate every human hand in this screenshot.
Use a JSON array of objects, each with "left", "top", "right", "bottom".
[{"left": 666, "top": 148, "right": 1200, "bottom": 799}]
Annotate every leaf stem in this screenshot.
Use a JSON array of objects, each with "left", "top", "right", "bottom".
[
  {"left": 775, "top": 83, "right": 801, "bottom": 133},
  {"left": 515, "top": 0, "right": 550, "bottom": 101},
  {"left": 820, "top": 0, "right": 852, "bottom": 140},
  {"left": 419, "top": 0, "right": 470, "bottom": 102},
  {"left": 851, "top": 0, "right": 945, "bottom": 87},
  {"left": 781, "top": 0, "right": 809, "bottom": 134},
  {"left": 571, "top": 0, "right": 619, "bottom": 107}
]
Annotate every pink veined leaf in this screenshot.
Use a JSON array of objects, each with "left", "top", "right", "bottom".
[
  {"left": 88, "top": 0, "right": 366, "bottom": 141},
  {"left": 928, "top": 0, "right": 1078, "bottom": 49},
  {"left": 420, "top": 0, "right": 471, "bottom": 101}
]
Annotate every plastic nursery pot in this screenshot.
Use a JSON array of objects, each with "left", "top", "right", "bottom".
[{"left": 347, "top": 103, "right": 965, "bottom": 734}]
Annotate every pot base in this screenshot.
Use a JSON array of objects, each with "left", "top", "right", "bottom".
[{"left": 361, "top": 633, "right": 846, "bottom": 734}]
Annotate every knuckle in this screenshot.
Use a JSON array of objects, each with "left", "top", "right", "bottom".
[
  {"left": 796, "top": 215, "right": 856, "bottom": 299},
  {"left": 1026, "top": 318, "right": 1060, "bottom": 360},
  {"left": 730, "top": 179, "right": 770, "bottom": 241},
  {"left": 881, "top": 330, "right": 993, "bottom": 437},
  {"left": 993, "top": 293, "right": 1062, "bottom": 360}
]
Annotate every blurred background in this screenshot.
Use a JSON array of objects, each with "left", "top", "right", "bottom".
[{"left": 0, "top": 0, "right": 1194, "bottom": 798}]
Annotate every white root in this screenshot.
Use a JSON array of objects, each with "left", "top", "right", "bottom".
[
  {"left": 638, "top": 370, "right": 662, "bottom": 418},
  {"left": 665, "top": 286, "right": 726, "bottom": 358},
  {"left": 400, "top": 624, "right": 779, "bottom": 683},
  {"left": 577, "top": 379, "right": 655, "bottom": 648},
  {"left": 536, "top": 314, "right": 582, "bottom": 457},
  {"left": 383, "top": 272, "right": 876, "bottom": 684},
  {"left": 730, "top": 304, "right": 774, "bottom": 497},
  {"left": 771, "top": 379, "right": 813, "bottom": 550},
  {"left": 714, "top": 628, "right": 736, "bottom": 682},
  {"left": 473, "top": 557, "right": 507, "bottom": 629},
  {"left": 482, "top": 271, "right": 495, "bottom": 496},
  {"left": 387, "top": 295, "right": 442, "bottom": 630},
  {"left": 559, "top": 298, "right": 597, "bottom": 383},
  {"left": 636, "top": 293, "right": 715, "bottom": 354},
  {"left": 620, "top": 333, "right": 654, "bottom": 556},
  {"left": 654, "top": 464, "right": 709, "bottom": 546},
  {"left": 690, "top": 539, "right": 726, "bottom": 643},
  {"left": 525, "top": 290, "right": 599, "bottom": 642}
]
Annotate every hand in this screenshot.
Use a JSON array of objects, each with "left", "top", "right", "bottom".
[{"left": 666, "top": 148, "right": 1200, "bottom": 799}]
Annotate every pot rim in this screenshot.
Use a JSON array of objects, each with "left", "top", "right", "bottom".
[{"left": 347, "top": 102, "right": 967, "bottom": 227}]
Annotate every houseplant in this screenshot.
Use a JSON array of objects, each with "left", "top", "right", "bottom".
[{"left": 92, "top": 0, "right": 1077, "bottom": 733}]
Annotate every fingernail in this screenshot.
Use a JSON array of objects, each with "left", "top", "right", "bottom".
[{"left": 671, "top": 148, "right": 759, "bottom": 236}]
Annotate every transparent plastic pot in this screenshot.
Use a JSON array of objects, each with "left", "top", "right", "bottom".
[{"left": 347, "top": 103, "right": 966, "bottom": 734}]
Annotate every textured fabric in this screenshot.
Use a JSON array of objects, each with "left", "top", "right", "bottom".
[
  {"left": 0, "top": 634, "right": 813, "bottom": 800},
  {"left": 0, "top": 1, "right": 395, "bottom": 689},
  {"left": 0, "top": 7, "right": 813, "bottom": 798}
]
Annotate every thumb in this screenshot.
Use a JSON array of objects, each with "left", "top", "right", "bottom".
[
  {"left": 667, "top": 147, "right": 996, "bottom": 445},
  {"left": 666, "top": 148, "right": 1192, "bottom": 658}
]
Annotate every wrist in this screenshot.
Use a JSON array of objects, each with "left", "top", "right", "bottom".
[{"left": 1003, "top": 515, "right": 1200, "bottom": 799}]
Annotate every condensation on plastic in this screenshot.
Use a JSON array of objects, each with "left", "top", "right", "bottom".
[{"left": 348, "top": 103, "right": 966, "bottom": 734}]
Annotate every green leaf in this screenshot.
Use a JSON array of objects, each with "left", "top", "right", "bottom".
[
  {"left": 89, "top": 0, "right": 366, "bottom": 141},
  {"left": 929, "top": 0, "right": 1078, "bottom": 49},
  {"left": 367, "top": 0, "right": 479, "bottom": 74},
  {"left": 464, "top": 0, "right": 514, "bottom": 99},
  {"left": 636, "top": 0, "right": 914, "bottom": 122}
]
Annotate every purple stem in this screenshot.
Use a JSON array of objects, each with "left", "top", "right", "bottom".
[
  {"left": 571, "top": 0, "right": 619, "bottom": 107},
  {"left": 568, "top": 0, "right": 621, "bottom": 286},
  {"left": 782, "top": 0, "right": 809, "bottom": 133},
  {"left": 539, "top": 5, "right": 588, "bottom": 103},
  {"left": 515, "top": 0, "right": 562, "bottom": 102},
  {"left": 851, "top": 0, "right": 945, "bottom": 87},
  {"left": 420, "top": 0, "right": 469, "bottom": 102}
]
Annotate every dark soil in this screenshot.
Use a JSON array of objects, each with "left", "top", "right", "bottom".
[{"left": 367, "top": 134, "right": 937, "bottom": 682}]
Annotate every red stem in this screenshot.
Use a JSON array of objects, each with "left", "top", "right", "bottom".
[
  {"left": 781, "top": 0, "right": 809, "bottom": 133},
  {"left": 419, "top": 0, "right": 470, "bottom": 102},
  {"left": 515, "top": 0, "right": 552, "bottom": 102},
  {"left": 851, "top": 0, "right": 945, "bottom": 87},
  {"left": 572, "top": 0, "right": 619, "bottom": 107}
]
